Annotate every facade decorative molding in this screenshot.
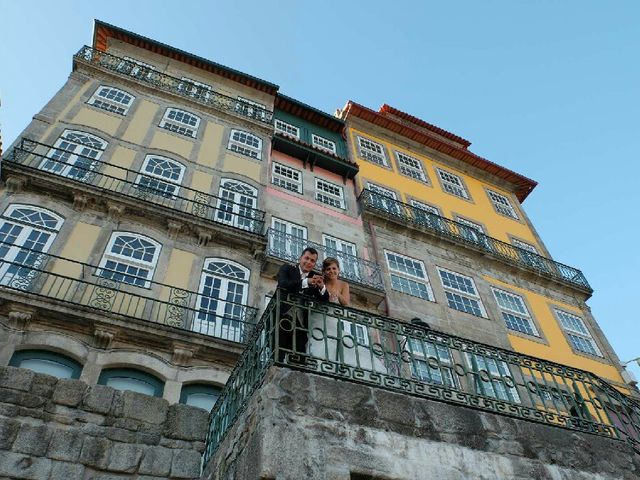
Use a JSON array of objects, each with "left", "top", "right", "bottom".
[
  {"left": 167, "top": 220, "right": 183, "bottom": 239},
  {"left": 93, "top": 326, "right": 117, "bottom": 349},
  {"left": 73, "top": 191, "right": 91, "bottom": 211},
  {"left": 106, "top": 201, "right": 125, "bottom": 221},
  {"left": 5, "top": 175, "right": 26, "bottom": 194},
  {"left": 7, "top": 309, "right": 35, "bottom": 330},
  {"left": 172, "top": 344, "right": 194, "bottom": 366}
]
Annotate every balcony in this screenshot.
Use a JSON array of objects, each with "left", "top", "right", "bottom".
[
  {"left": 203, "top": 291, "right": 639, "bottom": 470},
  {"left": 358, "top": 189, "right": 592, "bottom": 294},
  {"left": 6, "top": 138, "right": 266, "bottom": 240},
  {"left": 262, "top": 228, "right": 386, "bottom": 305},
  {"left": 74, "top": 46, "right": 274, "bottom": 126},
  {"left": 0, "top": 241, "right": 257, "bottom": 344}
]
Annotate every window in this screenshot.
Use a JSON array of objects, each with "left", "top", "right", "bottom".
[
  {"left": 10, "top": 350, "right": 81, "bottom": 379},
  {"left": 0, "top": 205, "right": 63, "bottom": 286},
  {"left": 315, "top": 178, "right": 345, "bottom": 209},
  {"left": 88, "top": 86, "right": 135, "bottom": 115},
  {"left": 235, "top": 96, "right": 267, "bottom": 121},
  {"left": 410, "top": 200, "right": 444, "bottom": 231},
  {"left": 367, "top": 182, "right": 400, "bottom": 216},
  {"left": 134, "top": 155, "right": 185, "bottom": 198},
  {"left": 227, "top": 129, "right": 262, "bottom": 159},
  {"left": 41, "top": 130, "right": 107, "bottom": 181},
  {"left": 487, "top": 190, "right": 519, "bottom": 220},
  {"left": 456, "top": 217, "right": 490, "bottom": 249},
  {"left": 98, "top": 368, "right": 163, "bottom": 397},
  {"left": 216, "top": 179, "right": 258, "bottom": 231},
  {"left": 97, "top": 232, "right": 161, "bottom": 288},
  {"left": 271, "top": 162, "right": 302, "bottom": 194},
  {"left": 270, "top": 218, "right": 307, "bottom": 260},
  {"left": 437, "top": 168, "right": 469, "bottom": 199},
  {"left": 555, "top": 310, "right": 602, "bottom": 357},
  {"left": 180, "top": 384, "right": 222, "bottom": 411},
  {"left": 465, "top": 353, "right": 520, "bottom": 402},
  {"left": 512, "top": 238, "right": 538, "bottom": 254},
  {"left": 159, "top": 108, "right": 200, "bottom": 138},
  {"left": 312, "top": 134, "right": 337, "bottom": 154},
  {"left": 512, "top": 238, "right": 549, "bottom": 272},
  {"left": 357, "top": 136, "right": 388, "bottom": 166},
  {"left": 340, "top": 320, "right": 369, "bottom": 346},
  {"left": 437, "top": 267, "right": 485, "bottom": 317},
  {"left": 385, "top": 251, "right": 433, "bottom": 301},
  {"left": 274, "top": 119, "right": 300, "bottom": 138},
  {"left": 194, "top": 258, "right": 250, "bottom": 342},
  {"left": 178, "top": 77, "right": 213, "bottom": 101},
  {"left": 323, "top": 235, "right": 359, "bottom": 282},
  {"left": 492, "top": 288, "right": 539, "bottom": 336},
  {"left": 408, "top": 339, "right": 455, "bottom": 386},
  {"left": 117, "top": 56, "right": 157, "bottom": 80},
  {"left": 396, "top": 151, "right": 428, "bottom": 182}
]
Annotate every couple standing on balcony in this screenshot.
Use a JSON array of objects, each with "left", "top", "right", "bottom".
[{"left": 276, "top": 247, "right": 350, "bottom": 360}]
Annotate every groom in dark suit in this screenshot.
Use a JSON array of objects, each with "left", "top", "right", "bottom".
[{"left": 276, "top": 247, "right": 329, "bottom": 360}]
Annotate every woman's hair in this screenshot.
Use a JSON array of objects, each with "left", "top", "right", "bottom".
[{"left": 322, "top": 257, "right": 340, "bottom": 271}]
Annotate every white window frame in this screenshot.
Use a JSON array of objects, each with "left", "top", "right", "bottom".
[
  {"left": 456, "top": 217, "right": 490, "bottom": 248},
  {"left": 487, "top": 190, "right": 519, "bottom": 220},
  {"left": 312, "top": 134, "right": 337, "bottom": 154},
  {"left": 437, "top": 267, "right": 486, "bottom": 317},
  {"left": 512, "top": 238, "right": 538, "bottom": 254},
  {"left": 159, "top": 108, "right": 200, "bottom": 138},
  {"left": 97, "top": 232, "right": 161, "bottom": 288},
  {"left": 227, "top": 129, "right": 262, "bottom": 160},
  {"left": 274, "top": 119, "right": 300, "bottom": 139},
  {"left": 235, "top": 96, "right": 267, "bottom": 121},
  {"left": 270, "top": 217, "right": 307, "bottom": 260},
  {"left": 215, "top": 179, "right": 258, "bottom": 231},
  {"left": 385, "top": 250, "right": 434, "bottom": 301},
  {"left": 322, "top": 234, "right": 359, "bottom": 282},
  {"left": 411, "top": 200, "right": 444, "bottom": 230},
  {"left": 367, "top": 182, "right": 400, "bottom": 216},
  {"left": 118, "top": 56, "right": 157, "bottom": 80},
  {"left": 512, "top": 238, "right": 550, "bottom": 273},
  {"left": 194, "top": 258, "right": 250, "bottom": 342},
  {"left": 395, "top": 151, "right": 428, "bottom": 182},
  {"left": 88, "top": 86, "right": 135, "bottom": 115},
  {"left": 408, "top": 338, "right": 456, "bottom": 387},
  {"left": 555, "top": 309, "right": 602, "bottom": 357},
  {"left": 271, "top": 162, "right": 302, "bottom": 194},
  {"left": 357, "top": 136, "right": 388, "bottom": 167},
  {"left": 315, "top": 178, "right": 345, "bottom": 209},
  {"left": 437, "top": 168, "right": 469, "bottom": 199},
  {"left": 492, "top": 287, "right": 539, "bottom": 337},
  {"left": 179, "top": 77, "right": 213, "bottom": 101},
  {"left": 41, "top": 130, "right": 107, "bottom": 181},
  {"left": 135, "top": 155, "right": 186, "bottom": 198},
  {"left": 465, "top": 353, "right": 521, "bottom": 402}
]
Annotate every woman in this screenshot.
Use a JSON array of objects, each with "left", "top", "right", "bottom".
[{"left": 322, "top": 257, "right": 350, "bottom": 306}]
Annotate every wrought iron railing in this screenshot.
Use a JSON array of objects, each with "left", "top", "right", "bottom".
[
  {"left": 0, "top": 241, "right": 258, "bottom": 343},
  {"left": 265, "top": 228, "right": 385, "bottom": 291},
  {"left": 203, "top": 291, "right": 639, "bottom": 465},
  {"left": 358, "top": 190, "right": 591, "bottom": 292},
  {"left": 74, "top": 46, "right": 274, "bottom": 125},
  {"left": 7, "top": 138, "right": 265, "bottom": 235}
]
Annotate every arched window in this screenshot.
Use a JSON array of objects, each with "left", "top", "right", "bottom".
[
  {"left": 180, "top": 383, "right": 222, "bottom": 411},
  {"left": 41, "top": 130, "right": 107, "bottom": 181},
  {"left": 10, "top": 350, "right": 82, "bottom": 379},
  {"left": 159, "top": 108, "right": 200, "bottom": 138},
  {"left": 97, "top": 232, "right": 161, "bottom": 288},
  {"left": 193, "top": 258, "right": 250, "bottom": 342},
  {"left": 215, "top": 179, "right": 258, "bottom": 232},
  {"left": 88, "top": 86, "right": 136, "bottom": 115},
  {"left": 227, "top": 129, "right": 262, "bottom": 159},
  {"left": 98, "top": 368, "right": 164, "bottom": 397},
  {"left": 135, "top": 155, "right": 186, "bottom": 198},
  {"left": 0, "top": 205, "right": 64, "bottom": 286}
]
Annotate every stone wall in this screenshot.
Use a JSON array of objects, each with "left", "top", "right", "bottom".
[
  {"left": 203, "top": 367, "right": 640, "bottom": 480},
  {"left": 0, "top": 366, "right": 207, "bottom": 479}
]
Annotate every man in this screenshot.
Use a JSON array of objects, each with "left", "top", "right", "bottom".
[{"left": 275, "top": 247, "right": 329, "bottom": 360}]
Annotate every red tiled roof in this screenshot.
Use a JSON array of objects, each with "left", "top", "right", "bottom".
[{"left": 341, "top": 101, "right": 537, "bottom": 202}]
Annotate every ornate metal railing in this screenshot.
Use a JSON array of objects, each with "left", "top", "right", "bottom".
[
  {"left": 203, "top": 291, "right": 639, "bottom": 464},
  {"left": 265, "top": 228, "right": 385, "bottom": 291},
  {"left": 74, "top": 46, "right": 273, "bottom": 125},
  {"left": 358, "top": 190, "right": 591, "bottom": 292},
  {"left": 0, "top": 241, "right": 258, "bottom": 343},
  {"left": 7, "top": 138, "right": 265, "bottom": 235}
]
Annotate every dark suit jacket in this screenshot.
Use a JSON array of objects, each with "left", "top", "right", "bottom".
[{"left": 277, "top": 264, "right": 329, "bottom": 305}]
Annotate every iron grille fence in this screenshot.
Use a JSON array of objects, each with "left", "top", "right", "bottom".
[
  {"left": 265, "top": 228, "right": 385, "bottom": 291},
  {"left": 0, "top": 241, "right": 258, "bottom": 343},
  {"left": 7, "top": 138, "right": 265, "bottom": 235},
  {"left": 74, "top": 46, "right": 274, "bottom": 125},
  {"left": 358, "top": 189, "right": 591, "bottom": 292},
  {"left": 203, "top": 291, "right": 639, "bottom": 465}
]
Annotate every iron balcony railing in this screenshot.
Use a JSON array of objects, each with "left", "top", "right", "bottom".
[
  {"left": 358, "top": 189, "right": 591, "bottom": 292},
  {"left": 203, "top": 291, "right": 639, "bottom": 465},
  {"left": 0, "top": 241, "right": 258, "bottom": 344},
  {"left": 74, "top": 46, "right": 274, "bottom": 125},
  {"left": 8, "top": 138, "right": 265, "bottom": 235},
  {"left": 265, "top": 228, "right": 385, "bottom": 291}
]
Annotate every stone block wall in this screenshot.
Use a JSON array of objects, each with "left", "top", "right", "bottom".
[{"left": 0, "top": 366, "right": 207, "bottom": 479}]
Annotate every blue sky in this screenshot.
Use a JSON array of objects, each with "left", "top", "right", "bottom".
[{"left": 1, "top": 1, "right": 639, "bottom": 379}]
